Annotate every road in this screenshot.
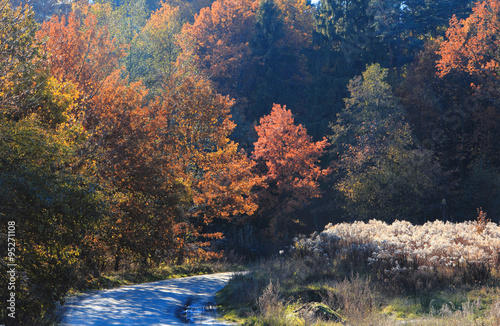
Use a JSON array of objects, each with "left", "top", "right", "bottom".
[{"left": 60, "top": 272, "right": 236, "bottom": 326}]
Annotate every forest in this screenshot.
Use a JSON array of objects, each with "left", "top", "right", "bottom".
[{"left": 1, "top": 0, "right": 500, "bottom": 324}]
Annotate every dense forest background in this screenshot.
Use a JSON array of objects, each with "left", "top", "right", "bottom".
[{"left": 1, "top": 0, "right": 500, "bottom": 324}]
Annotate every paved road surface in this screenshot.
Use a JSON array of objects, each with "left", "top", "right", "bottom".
[{"left": 61, "top": 272, "right": 236, "bottom": 325}]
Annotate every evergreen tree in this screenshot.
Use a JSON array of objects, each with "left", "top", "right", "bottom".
[
  {"left": 250, "top": 0, "right": 309, "bottom": 121},
  {"left": 307, "top": 0, "right": 384, "bottom": 139}
]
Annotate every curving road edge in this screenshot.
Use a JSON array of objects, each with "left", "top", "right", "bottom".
[{"left": 60, "top": 272, "right": 236, "bottom": 326}]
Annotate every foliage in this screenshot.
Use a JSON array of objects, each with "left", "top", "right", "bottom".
[
  {"left": 437, "top": 0, "right": 500, "bottom": 165},
  {"left": 249, "top": 0, "right": 311, "bottom": 121},
  {"left": 178, "top": 0, "right": 258, "bottom": 98},
  {"left": 155, "top": 72, "right": 263, "bottom": 227},
  {"left": 308, "top": 0, "right": 385, "bottom": 140},
  {"left": 97, "top": 0, "right": 148, "bottom": 47},
  {"left": 314, "top": 0, "right": 379, "bottom": 68},
  {"left": 0, "top": 115, "right": 105, "bottom": 325},
  {"left": 0, "top": 0, "right": 46, "bottom": 121},
  {"left": 86, "top": 68, "right": 263, "bottom": 267},
  {"left": 252, "top": 104, "right": 330, "bottom": 241},
  {"left": 129, "top": 2, "right": 182, "bottom": 93},
  {"left": 331, "top": 64, "right": 442, "bottom": 222},
  {"left": 0, "top": 0, "right": 78, "bottom": 126},
  {"left": 37, "top": 9, "right": 124, "bottom": 114}
]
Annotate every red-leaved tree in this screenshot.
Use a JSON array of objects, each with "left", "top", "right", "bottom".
[
  {"left": 252, "top": 104, "right": 330, "bottom": 240},
  {"left": 437, "top": 0, "right": 500, "bottom": 163}
]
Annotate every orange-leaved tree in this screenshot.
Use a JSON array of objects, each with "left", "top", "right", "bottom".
[
  {"left": 85, "top": 69, "right": 186, "bottom": 269},
  {"left": 437, "top": 0, "right": 500, "bottom": 163},
  {"left": 37, "top": 10, "right": 124, "bottom": 115},
  {"left": 437, "top": 0, "right": 500, "bottom": 83},
  {"left": 252, "top": 104, "right": 330, "bottom": 240},
  {"left": 150, "top": 71, "right": 264, "bottom": 262},
  {"left": 177, "top": 0, "right": 259, "bottom": 98},
  {"left": 91, "top": 68, "right": 263, "bottom": 266}
]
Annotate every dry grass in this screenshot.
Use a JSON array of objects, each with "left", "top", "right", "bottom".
[{"left": 217, "top": 220, "right": 500, "bottom": 326}]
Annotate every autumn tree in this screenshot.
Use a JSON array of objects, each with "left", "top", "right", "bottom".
[
  {"left": 0, "top": 0, "right": 82, "bottom": 127},
  {"left": 0, "top": 0, "right": 46, "bottom": 121},
  {"left": 0, "top": 3, "right": 107, "bottom": 323},
  {"left": 252, "top": 104, "right": 330, "bottom": 241},
  {"left": 331, "top": 64, "right": 443, "bottom": 222},
  {"left": 82, "top": 64, "right": 262, "bottom": 267},
  {"left": 152, "top": 72, "right": 263, "bottom": 262},
  {"left": 437, "top": 0, "right": 500, "bottom": 165},
  {"left": 129, "top": 2, "right": 182, "bottom": 94},
  {"left": 0, "top": 0, "right": 81, "bottom": 126},
  {"left": 178, "top": 0, "right": 258, "bottom": 99},
  {"left": 37, "top": 9, "right": 124, "bottom": 117}
]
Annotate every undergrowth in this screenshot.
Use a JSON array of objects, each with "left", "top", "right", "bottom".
[{"left": 216, "top": 224, "right": 500, "bottom": 326}]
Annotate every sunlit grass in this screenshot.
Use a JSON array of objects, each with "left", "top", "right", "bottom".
[{"left": 217, "top": 220, "right": 500, "bottom": 325}]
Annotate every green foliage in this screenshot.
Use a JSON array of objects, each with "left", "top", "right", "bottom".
[
  {"left": 0, "top": 116, "right": 106, "bottom": 325},
  {"left": 249, "top": 0, "right": 310, "bottom": 121},
  {"left": 99, "top": 0, "right": 149, "bottom": 72},
  {"left": 307, "top": 0, "right": 385, "bottom": 140},
  {"left": 314, "top": 0, "right": 382, "bottom": 72},
  {"left": 129, "top": 2, "right": 182, "bottom": 94},
  {"left": 0, "top": 0, "right": 46, "bottom": 121},
  {"left": 462, "top": 159, "right": 500, "bottom": 220},
  {"left": 330, "top": 64, "right": 442, "bottom": 222}
]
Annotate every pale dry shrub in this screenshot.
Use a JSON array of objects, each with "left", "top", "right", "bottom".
[
  {"left": 489, "top": 298, "right": 500, "bottom": 324},
  {"left": 420, "top": 298, "right": 482, "bottom": 326},
  {"left": 295, "top": 219, "right": 500, "bottom": 288},
  {"left": 320, "top": 220, "right": 500, "bottom": 269},
  {"left": 324, "top": 274, "right": 375, "bottom": 324},
  {"left": 258, "top": 280, "right": 282, "bottom": 316}
]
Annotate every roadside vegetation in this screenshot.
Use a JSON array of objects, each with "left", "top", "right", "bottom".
[
  {"left": 70, "top": 260, "right": 245, "bottom": 293},
  {"left": 217, "top": 215, "right": 500, "bottom": 325},
  {"left": 3, "top": 0, "right": 500, "bottom": 325}
]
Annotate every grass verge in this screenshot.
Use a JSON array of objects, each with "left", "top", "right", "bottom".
[{"left": 216, "top": 253, "right": 500, "bottom": 325}]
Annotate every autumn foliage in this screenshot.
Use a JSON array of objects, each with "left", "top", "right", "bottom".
[
  {"left": 437, "top": 0, "right": 500, "bottom": 164},
  {"left": 178, "top": 0, "right": 258, "bottom": 97},
  {"left": 437, "top": 0, "right": 500, "bottom": 82},
  {"left": 4, "top": 0, "right": 500, "bottom": 323},
  {"left": 252, "top": 104, "right": 330, "bottom": 238},
  {"left": 37, "top": 10, "right": 124, "bottom": 110}
]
